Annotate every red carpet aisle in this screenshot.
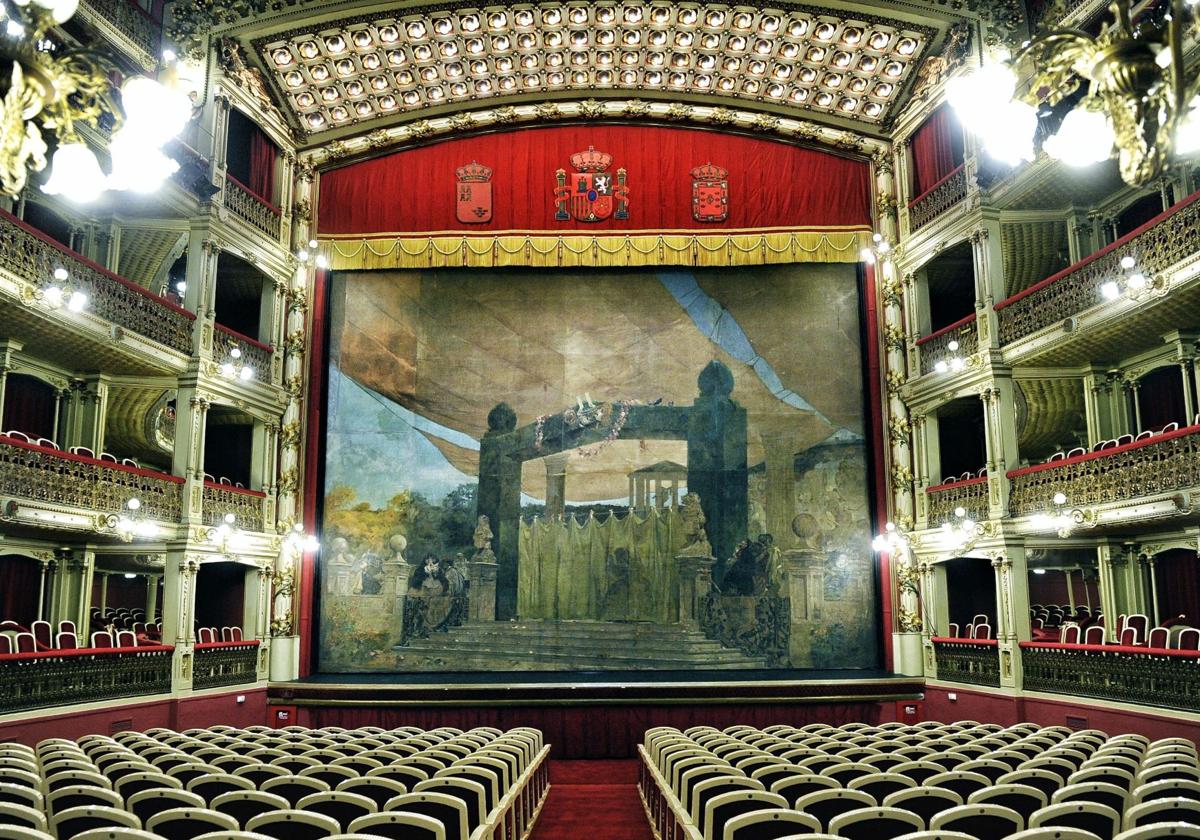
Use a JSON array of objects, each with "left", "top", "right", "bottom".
[{"left": 531, "top": 760, "right": 654, "bottom": 840}]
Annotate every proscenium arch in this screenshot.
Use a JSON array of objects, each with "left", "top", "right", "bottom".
[{"left": 477, "top": 360, "right": 749, "bottom": 620}]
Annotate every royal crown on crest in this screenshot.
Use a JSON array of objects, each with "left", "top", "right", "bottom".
[
  {"left": 569, "top": 146, "right": 613, "bottom": 173},
  {"left": 456, "top": 161, "right": 493, "bottom": 182},
  {"left": 690, "top": 162, "right": 728, "bottom": 181}
]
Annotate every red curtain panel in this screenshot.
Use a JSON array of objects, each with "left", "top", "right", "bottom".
[
  {"left": 1137, "top": 366, "right": 1188, "bottom": 432},
  {"left": 910, "top": 106, "right": 965, "bottom": 199},
  {"left": 1156, "top": 549, "right": 1200, "bottom": 625},
  {"left": 317, "top": 123, "right": 872, "bottom": 235},
  {"left": 248, "top": 125, "right": 278, "bottom": 206}
]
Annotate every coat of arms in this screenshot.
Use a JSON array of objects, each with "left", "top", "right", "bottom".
[
  {"left": 555, "top": 146, "right": 629, "bottom": 222},
  {"left": 455, "top": 161, "right": 493, "bottom": 224},
  {"left": 691, "top": 163, "right": 728, "bottom": 223}
]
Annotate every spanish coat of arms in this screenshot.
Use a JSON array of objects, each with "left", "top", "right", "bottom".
[
  {"left": 691, "top": 163, "right": 729, "bottom": 223},
  {"left": 555, "top": 146, "right": 629, "bottom": 222},
  {"left": 455, "top": 161, "right": 493, "bottom": 224}
]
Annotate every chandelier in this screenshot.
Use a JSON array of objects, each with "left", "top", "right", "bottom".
[
  {"left": 948, "top": 0, "right": 1200, "bottom": 186},
  {"left": 1, "top": 0, "right": 192, "bottom": 202}
]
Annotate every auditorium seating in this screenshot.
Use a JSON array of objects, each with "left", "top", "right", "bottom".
[
  {"left": 638, "top": 720, "right": 1200, "bottom": 840},
  {"left": 0, "top": 724, "right": 548, "bottom": 840}
]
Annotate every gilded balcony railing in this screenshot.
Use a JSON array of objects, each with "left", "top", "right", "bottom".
[
  {"left": 1021, "top": 642, "right": 1200, "bottom": 713},
  {"left": 1007, "top": 425, "right": 1200, "bottom": 516},
  {"left": 932, "top": 638, "right": 1001, "bottom": 687},
  {"left": 225, "top": 175, "right": 282, "bottom": 240},
  {"left": 193, "top": 641, "right": 260, "bottom": 689},
  {"left": 908, "top": 164, "right": 968, "bottom": 232},
  {"left": 995, "top": 191, "right": 1200, "bottom": 346},
  {"left": 215, "top": 324, "right": 274, "bottom": 382},
  {"left": 916, "top": 313, "right": 978, "bottom": 376},
  {"left": 0, "top": 210, "right": 196, "bottom": 354},
  {"left": 0, "top": 436, "right": 184, "bottom": 521},
  {"left": 0, "top": 645, "right": 173, "bottom": 714},
  {"left": 78, "top": 0, "right": 161, "bottom": 67},
  {"left": 203, "top": 480, "right": 266, "bottom": 532},
  {"left": 926, "top": 476, "right": 989, "bottom": 524}
]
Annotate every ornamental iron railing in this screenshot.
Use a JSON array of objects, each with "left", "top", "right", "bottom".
[
  {"left": 193, "top": 641, "right": 260, "bottom": 689},
  {"left": 917, "top": 314, "right": 978, "bottom": 376},
  {"left": 225, "top": 175, "right": 282, "bottom": 241},
  {"left": 0, "top": 645, "right": 173, "bottom": 714},
  {"left": 1021, "top": 642, "right": 1200, "bottom": 713},
  {"left": 1008, "top": 425, "right": 1200, "bottom": 516},
  {"left": 203, "top": 481, "right": 266, "bottom": 532},
  {"left": 908, "top": 165, "right": 968, "bottom": 232},
  {"left": 926, "top": 477, "right": 989, "bottom": 524},
  {"left": 215, "top": 324, "right": 274, "bottom": 382},
  {"left": 932, "top": 638, "right": 1001, "bottom": 687},
  {"left": 78, "top": 0, "right": 160, "bottom": 65},
  {"left": 995, "top": 192, "right": 1200, "bottom": 346},
  {"left": 0, "top": 436, "right": 184, "bottom": 521},
  {"left": 0, "top": 209, "right": 195, "bottom": 354}
]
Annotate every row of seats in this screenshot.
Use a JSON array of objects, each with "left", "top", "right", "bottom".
[
  {"left": 1043, "top": 418, "right": 1198, "bottom": 464},
  {"left": 0, "top": 723, "right": 548, "bottom": 840},
  {"left": 938, "top": 468, "right": 988, "bottom": 485},
  {"left": 0, "top": 431, "right": 143, "bottom": 469},
  {"left": 0, "top": 620, "right": 166, "bottom": 654},
  {"left": 945, "top": 615, "right": 993, "bottom": 641},
  {"left": 640, "top": 720, "right": 1200, "bottom": 840}
]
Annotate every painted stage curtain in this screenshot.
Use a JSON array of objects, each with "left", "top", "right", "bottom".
[
  {"left": 317, "top": 124, "right": 872, "bottom": 268},
  {"left": 1156, "top": 549, "right": 1200, "bottom": 624},
  {"left": 518, "top": 510, "right": 684, "bottom": 622},
  {"left": 2, "top": 373, "right": 57, "bottom": 441},
  {"left": 0, "top": 555, "right": 42, "bottom": 626},
  {"left": 248, "top": 125, "right": 278, "bottom": 205},
  {"left": 910, "top": 106, "right": 964, "bottom": 199}
]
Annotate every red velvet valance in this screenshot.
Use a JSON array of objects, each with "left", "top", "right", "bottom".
[
  {"left": 910, "top": 106, "right": 964, "bottom": 200},
  {"left": 317, "top": 124, "right": 871, "bottom": 235}
]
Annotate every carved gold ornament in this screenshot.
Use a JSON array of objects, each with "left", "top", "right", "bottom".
[{"left": 950, "top": 0, "right": 1200, "bottom": 187}]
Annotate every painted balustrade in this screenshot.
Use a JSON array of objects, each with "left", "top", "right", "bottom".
[
  {"left": 908, "top": 164, "right": 967, "bottom": 232},
  {"left": 931, "top": 637, "right": 1001, "bottom": 687},
  {"left": 225, "top": 175, "right": 282, "bottom": 240},
  {"left": 995, "top": 191, "right": 1200, "bottom": 346},
  {"left": 1021, "top": 641, "right": 1200, "bottom": 713},
  {"left": 916, "top": 313, "right": 977, "bottom": 376},
  {"left": 0, "top": 644, "right": 174, "bottom": 714},
  {"left": 1007, "top": 424, "right": 1200, "bottom": 516},
  {"left": 0, "top": 209, "right": 195, "bottom": 354},
  {"left": 926, "top": 475, "right": 988, "bottom": 524},
  {"left": 0, "top": 435, "right": 184, "bottom": 521}
]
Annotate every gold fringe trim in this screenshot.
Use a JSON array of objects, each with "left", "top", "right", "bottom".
[{"left": 323, "top": 228, "right": 869, "bottom": 269}]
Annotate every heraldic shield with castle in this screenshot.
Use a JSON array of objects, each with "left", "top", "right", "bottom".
[
  {"left": 455, "top": 161, "right": 493, "bottom": 224},
  {"left": 555, "top": 146, "right": 629, "bottom": 222}
]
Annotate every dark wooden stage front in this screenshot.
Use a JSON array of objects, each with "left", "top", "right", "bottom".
[{"left": 268, "top": 672, "right": 923, "bottom": 758}]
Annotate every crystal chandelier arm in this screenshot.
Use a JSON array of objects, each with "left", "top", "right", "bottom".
[
  {"left": 1012, "top": 32, "right": 1097, "bottom": 107},
  {"left": 38, "top": 48, "right": 123, "bottom": 143}
]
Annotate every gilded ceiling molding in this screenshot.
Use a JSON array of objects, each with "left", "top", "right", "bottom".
[{"left": 299, "top": 97, "right": 888, "bottom": 170}]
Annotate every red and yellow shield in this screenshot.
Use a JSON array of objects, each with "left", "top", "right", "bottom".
[
  {"left": 455, "top": 161, "right": 493, "bottom": 224},
  {"left": 555, "top": 146, "right": 629, "bottom": 223},
  {"left": 691, "top": 163, "right": 729, "bottom": 223}
]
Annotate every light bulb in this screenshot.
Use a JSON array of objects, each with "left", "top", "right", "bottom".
[
  {"left": 934, "top": 360, "right": 949, "bottom": 373},
  {"left": 220, "top": 363, "right": 235, "bottom": 377},
  {"left": 1101, "top": 281, "right": 1121, "bottom": 300},
  {"left": 176, "top": 281, "right": 186, "bottom": 293},
  {"left": 954, "top": 507, "right": 966, "bottom": 518},
  {"left": 121, "top": 76, "right": 192, "bottom": 146},
  {"left": 308, "top": 239, "right": 318, "bottom": 249},
  {"left": 239, "top": 366, "right": 255, "bottom": 381},
  {"left": 67, "top": 291, "right": 87, "bottom": 312},
  {"left": 982, "top": 100, "right": 1038, "bottom": 167},
  {"left": 1176, "top": 104, "right": 1200, "bottom": 155},
  {"left": 107, "top": 129, "right": 178, "bottom": 193},
  {"left": 947, "top": 63, "right": 1017, "bottom": 135},
  {"left": 43, "top": 286, "right": 63, "bottom": 307},
  {"left": 1044, "top": 108, "right": 1115, "bottom": 167},
  {"left": 947, "top": 340, "right": 960, "bottom": 352},
  {"left": 950, "top": 357, "right": 966, "bottom": 372},
  {"left": 885, "top": 521, "right": 896, "bottom": 532},
  {"left": 224, "top": 513, "right": 236, "bottom": 524},
  {"left": 230, "top": 347, "right": 242, "bottom": 359},
  {"left": 1120, "top": 255, "right": 1136, "bottom": 269},
  {"left": 1053, "top": 492, "right": 1067, "bottom": 505},
  {"left": 860, "top": 248, "right": 876, "bottom": 264},
  {"left": 127, "top": 498, "right": 141, "bottom": 510},
  {"left": 961, "top": 518, "right": 975, "bottom": 530},
  {"left": 297, "top": 250, "right": 309, "bottom": 261},
  {"left": 315, "top": 254, "right": 329, "bottom": 269},
  {"left": 53, "top": 267, "right": 69, "bottom": 282},
  {"left": 1033, "top": 568, "right": 1047, "bottom": 575},
  {"left": 42, "top": 143, "right": 107, "bottom": 203},
  {"left": 1128, "top": 273, "right": 1147, "bottom": 289}
]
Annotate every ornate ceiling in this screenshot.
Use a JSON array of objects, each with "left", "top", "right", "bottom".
[{"left": 199, "top": 1, "right": 972, "bottom": 147}]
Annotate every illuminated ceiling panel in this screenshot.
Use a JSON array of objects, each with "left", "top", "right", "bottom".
[{"left": 254, "top": 2, "right": 933, "bottom": 138}]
